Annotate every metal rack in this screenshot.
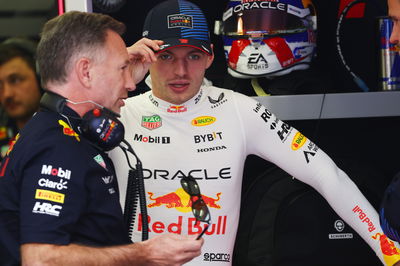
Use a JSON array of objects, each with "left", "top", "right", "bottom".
[{"left": 255, "top": 91, "right": 400, "bottom": 120}]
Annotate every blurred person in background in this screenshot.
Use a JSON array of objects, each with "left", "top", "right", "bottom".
[
  {"left": 0, "top": 37, "right": 42, "bottom": 159},
  {"left": 380, "top": 2, "right": 400, "bottom": 266}
]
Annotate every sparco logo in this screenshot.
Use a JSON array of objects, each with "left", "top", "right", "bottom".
[
  {"left": 149, "top": 94, "right": 159, "bottom": 107},
  {"left": 194, "top": 89, "right": 203, "bottom": 104},
  {"left": 41, "top": 165, "right": 71, "bottom": 180},
  {"left": 203, "top": 252, "right": 230, "bottom": 262},
  {"left": 134, "top": 134, "right": 170, "bottom": 144}
]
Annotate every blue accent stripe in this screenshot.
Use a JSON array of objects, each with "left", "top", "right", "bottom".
[
  {"left": 285, "top": 31, "right": 309, "bottom": 43},
  {"left": 178, "top": 0, "right": 209, "bottom": 41}
]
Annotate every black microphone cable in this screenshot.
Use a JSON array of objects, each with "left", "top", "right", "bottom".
[
  {"left": 119, "top": 139, "right": 149, "bottom": 241},
  {"left": 336, "top": 0, "right": 386, "bottom": 92},
  {"left": 336, "top": 0, "right": 370, "bottom": 92}
]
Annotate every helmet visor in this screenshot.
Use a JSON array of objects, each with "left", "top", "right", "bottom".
[{"left": 223, "top": 7, "right": 312, "bottom": 37}]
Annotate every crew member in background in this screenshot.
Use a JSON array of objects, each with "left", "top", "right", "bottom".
[{"left": 0, "top": 38, "right": 42, "bottom": 159}]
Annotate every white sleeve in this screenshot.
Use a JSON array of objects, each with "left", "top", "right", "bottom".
[
  {"left": 108, "top": 140, "right": 132, "bottom": 210},
  {"left": 234, "top": 93, "right": 400, "bottom": 265}
]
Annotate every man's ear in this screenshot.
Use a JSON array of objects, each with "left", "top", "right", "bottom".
[
  {"left": 75, "top": 57, "right": 92, "bottom": 87},
  {"left": 206, "top": 44, "right": 215, "bottom": 70}
]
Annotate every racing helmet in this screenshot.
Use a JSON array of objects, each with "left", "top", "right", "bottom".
[{"left": 220, "top": 0, "right": 317, "bottom": 79}]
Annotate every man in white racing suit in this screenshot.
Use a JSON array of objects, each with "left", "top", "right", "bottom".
[{"left": 109, "top": 0, "right": 400, "bottom": 265}]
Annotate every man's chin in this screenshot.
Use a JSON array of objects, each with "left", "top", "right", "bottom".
[
  {"left": 109, "top": 107, "right": 121, "bottom": 117},
  {"left": 6, "top": 111, "right": 23, "bottom": 120}
]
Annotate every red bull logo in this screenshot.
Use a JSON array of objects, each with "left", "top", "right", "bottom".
[
  {"left": 102, "top": 120, "right": 116, "bottom": 141},
  {"left": 352, "top": 205, "right": 376, "bottom": 232},
  {"left": 167, "top": 105, "right": 187, "bottom": 113},
  {"left": 137, "top": 214, "right": 227, "bottom": 236},
  {"left": 148, "top": 191, "right": 184, "bottom": 209},
  {"left": 143, "top": 189, "right": 226, "bottom": 236},
  {"left": 372, "top": 233, "right": 400, "bottom": 265},
  {"left": 147, "top": 188, "right": 221, "bottom": 212},
  {"left": 59, "top": 120, "right": 80, "bottom": 141}
]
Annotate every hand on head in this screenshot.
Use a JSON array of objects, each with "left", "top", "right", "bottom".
[{"left": 127, "top": 38, "right": 163, "bottom": 84}]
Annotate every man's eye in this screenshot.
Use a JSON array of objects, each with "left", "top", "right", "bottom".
[
  {"left": 9, "top": 76, "right": 23, "bottom": 84},
  {"left": 189, "top": 54, "right": 200, "bottom": 60},
  {"left": 159, "top": 54, "right": 171, "bottom": 60}
]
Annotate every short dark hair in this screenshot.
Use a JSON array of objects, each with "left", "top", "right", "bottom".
[
  {"left": 0, "top": 37, "right": 37, "bottom": 72},
  {"left": 37, "top": 11, "right": 126, "bottom": 88}
]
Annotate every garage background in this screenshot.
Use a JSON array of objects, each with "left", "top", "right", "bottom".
[{"left": 1, "top": 0, "right": 398, "bottom": 265}]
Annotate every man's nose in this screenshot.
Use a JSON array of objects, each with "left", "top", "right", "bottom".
[
  {"left": 125, "top": 72, "right": 136, "bottom": 92},
  {"left": 390, "top": 24, "right": 400, "bottom": 45},
  {"left": 1, "top": 82, "right": 15, "bottom": 99},
  {"left": 173, "top": 59, "right": 188, "bottom": 77}
]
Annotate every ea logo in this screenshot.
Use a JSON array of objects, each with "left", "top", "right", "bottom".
[{"left": 248, "top": 53, "right": 267, "bottom": 64}]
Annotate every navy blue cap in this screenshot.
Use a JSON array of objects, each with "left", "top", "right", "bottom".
[{"left": 142, "top": 0, "right": 212, "bottom": 55}]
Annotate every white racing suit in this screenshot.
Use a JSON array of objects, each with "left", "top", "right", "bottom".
[{"left": 109, "top": 83, "right": 399, "bottom": 265}]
